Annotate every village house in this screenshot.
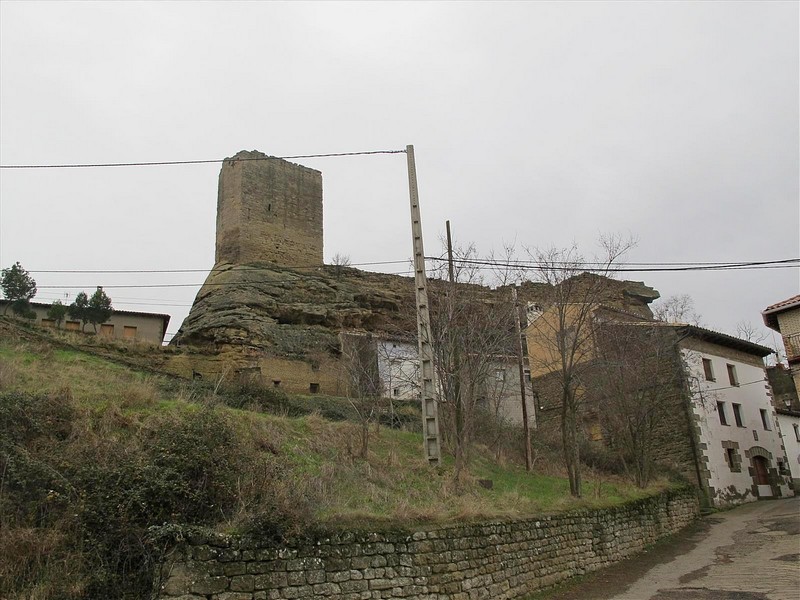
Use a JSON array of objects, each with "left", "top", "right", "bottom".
[
  {"left": 524, "top": 302, "right": 793, "bottom": 507},
  {"left": 763, "top": 295, "right": 800, "bottom": 488},
  {"left": 1, "top": 299, "right": 171, "bottom": 345}
]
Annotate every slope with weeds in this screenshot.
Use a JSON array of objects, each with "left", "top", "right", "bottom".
[{"left": 0, "top": 323, "right": 671, "bottom": 600}]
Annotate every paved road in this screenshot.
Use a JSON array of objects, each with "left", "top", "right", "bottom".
[{"left": 534, "top": 496, "right": 800, "bottom": 600}]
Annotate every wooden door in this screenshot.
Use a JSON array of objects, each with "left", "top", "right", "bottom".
[{"left": 753, "top": 456, "right": 770, "bottom": 485}]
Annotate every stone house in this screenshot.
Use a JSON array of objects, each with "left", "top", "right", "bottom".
[
  {"left": 762, "top": 295, "right": 800, "bottom": 488},
  {"left": 763, "top": 294, "right": 800, "bottom": 393},
  {"left": 1, "top": 299, "right": 171, "bottom": 345},
  {"left": 525, "top": 303, "right": 793, "bottom": 507}
]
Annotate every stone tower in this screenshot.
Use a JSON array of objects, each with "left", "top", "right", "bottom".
[{"left": 215, "top": 150, "right": 323, "bottom": 267}]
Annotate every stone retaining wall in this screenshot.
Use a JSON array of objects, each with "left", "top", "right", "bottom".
[{"left": 156, "top": 487, "right": 698, "bottom": 600}]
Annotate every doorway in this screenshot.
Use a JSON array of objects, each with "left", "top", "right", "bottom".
[{"left": 752, "top": 456, "right": 772, "bottom": 497}]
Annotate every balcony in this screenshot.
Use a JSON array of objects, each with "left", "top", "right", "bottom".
[{"left": 784, "top": 332, "right": 800, "bottom": 363}]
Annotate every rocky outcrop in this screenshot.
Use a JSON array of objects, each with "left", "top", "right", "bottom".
[
  {"left": 173, "top": 263, "right": 659, "bottom": 361},
  {"left": 171, "top": 263, "right": 418, "bottom": 358}
]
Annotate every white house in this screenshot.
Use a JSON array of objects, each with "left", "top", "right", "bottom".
[{"left": 679, "top": 325, "right": 794, "bottom": 506}]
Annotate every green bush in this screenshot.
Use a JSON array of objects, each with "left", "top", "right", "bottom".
[{"left": 0, "top": 392, "right": 296, "bottom": 600}]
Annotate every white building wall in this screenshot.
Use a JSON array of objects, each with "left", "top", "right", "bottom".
[
  {"left": 376, "top": 339, "right": 419, "bottom": 401},
  {"left": 683, "top": 348, "right": 793, "bottom": 506},
  {"left": 776, "top": 412, "right": 800, "bottom": 487}
]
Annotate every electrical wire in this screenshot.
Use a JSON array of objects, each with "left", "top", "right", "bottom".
[
  {"left": 25, "top": 257, "right": 800, "bottom": 275},
  {"left": 425, "top": 256, "right": 800, "bottom": 273},
  {"left": 0, "top": 149, "right": 407, "bottom": 169}
]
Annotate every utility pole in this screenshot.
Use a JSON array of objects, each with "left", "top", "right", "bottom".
[
  {"left": 511, "top": 286, "right": 533, "bottom": 471},
  {"left": 406, "top": 145, "right": 442, "bottom": 467},
  {"left": 446, "top": 221, "right": 463, "bottom": 468}
]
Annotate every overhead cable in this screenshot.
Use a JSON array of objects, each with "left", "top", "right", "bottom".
[{"left": 0, "top": 149, "right": 407, "bottom": 169}]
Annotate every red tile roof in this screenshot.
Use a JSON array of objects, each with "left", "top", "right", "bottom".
[{"left": 762, "top": 295, "right": 800, "bottom": 331}]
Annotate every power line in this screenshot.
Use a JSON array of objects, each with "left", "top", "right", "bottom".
[
  {"left": 26, "top": 257, "right": 800, "bottom": 275},
  {"left": 28, "top": 259, "right": 412, "bottom": 274},
  {"left": 0, "top": 149, "right": 406, "bottom": 169},
  {"left": 426, "top": 256, "right": 800, "bottom": 273},
  {"left": 26, "top": 259, "right": 798, "bottom": 290}
]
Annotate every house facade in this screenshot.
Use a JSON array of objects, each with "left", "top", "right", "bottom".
[
  {"left": 524, "top": 303, "right": 793, "bottom": 507},
  {"left": 763, "top": 295, "right": 800, "bottom": 395},
  {"left": 1, "top": 300, "right": 171, "bottom": 345},
  {"left": 679, "top": 326, "right": 793, "bottom": 505}
]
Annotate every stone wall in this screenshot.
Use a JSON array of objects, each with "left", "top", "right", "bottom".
[
  {"left": 216, "top": 151, "right": 323, "bottom": 268},
  {"left": 156, "top": 487, "right": 698, "bottom": 600}
]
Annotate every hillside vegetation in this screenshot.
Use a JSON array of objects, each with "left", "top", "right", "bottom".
[{"left": 0, "top": 320, "right": 670, "bottom": 599}]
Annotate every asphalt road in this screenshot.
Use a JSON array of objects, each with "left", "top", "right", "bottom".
[{"left": 531, "top": 496, "right": 800, "bottom": 600}]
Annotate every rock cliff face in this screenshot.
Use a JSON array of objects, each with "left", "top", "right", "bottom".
[
  {"left": 171, "top": 263, "right": 419, "bottom": 358},
  {"left": 172, "top": 261, "right": 659, "bottom": 361}
]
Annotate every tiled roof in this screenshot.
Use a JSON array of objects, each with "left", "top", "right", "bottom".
[
  {"left": 764, "top": 295, "right": 800, "bottom": 313},
  {"left": 762, "top": 294, "right": 800, "bottom": 331}
]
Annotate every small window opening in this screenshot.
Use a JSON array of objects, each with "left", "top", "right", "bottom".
[
  {"left": 393, "top": 387, "right": 400, "bottom": 397},
  {"left": 794, "top": 423, "right": 800, "bottom": 442},
  {"left": 760, "top": 409, "right": 771, "bottom": 431},
  {"left": 725, "top": 448, "right": 736, "bottom": 470},
  {"left": 717, "top": 401, "right": 729, "bottom": 426},
  {"left": 495, "top": 369, "right": 506, "bottom": 382},
  {"left": 702, "top": 358, "right": 715, "bottom": 382},
  {"left": 753, "top": 430, "right": 759, "bottom": 441},
  {"left": 732, "top": 403, "right": 744, "bottom": 427},
  {"left": 309, "top": 383, "right": 320, "bottom": 394},
  {"left": 268, "top": 203, "right": 272, "bottom": 212},
  {"left": 726, "top": 364, "right": 739, "bottom": 386}
]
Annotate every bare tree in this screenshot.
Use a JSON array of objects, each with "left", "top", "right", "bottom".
[
  {"left": 653, "top": 294, "right": 702, "bottom": 326},
  {"left": 331, "top": 253, "right": 352, "bottom": 279},
  {"left": 591, "top": 320, "right": 685, "bottom": 487},
  {"left": 524, "top": 235, "right": 635, "bottom": 497},
  {"left": 340, "top": 332, "right": 383, "bottom": 458},
  {"left": 428, "top": 241, "right": 519, "bottom": 482},
  {"left": 735, "top": 320, "right": 768, "bottom": 344}
]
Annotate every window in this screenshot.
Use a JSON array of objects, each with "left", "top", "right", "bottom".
[
  {"left": 753, "top": 430, "right": 759, "bottom": 441},
  {"left": 725, "top": 448, "right": 737, "bottom": 472},
  {"left": 726, "top": 364, "right": 739, "bottom": 386},
  {"left": 760, "top": 409, "right": 771, "bottom": 431},
  {"left": 717, "top": 401, "right": 729, "bottom": 426},
  {"left": 393, "top": 387, "right": 400, "bottom": 397},
  {"left": 309, "top": 383, "right": 320, "bottom": 394},
  {"left": 702, "top": 358, "right": 715, "bottom": 381},
  {"left": 100, "top": 324, "right": 114, "bottom": 337},
  {"left": 495, "top": 369, "right": 506, "bottom": 382},
  {"left": 732, "top": 403, "right": 744, "bottom": 427},
  {"left": 123, "top": 325, "right": 137, "bottom": 339},
  {"left": 794, "top": 423, "right": 800, "bottom": 443}
]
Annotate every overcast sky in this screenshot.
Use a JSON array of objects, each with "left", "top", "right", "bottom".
[{"left": 1, "top": 1, "right": 798, "bottom": 349}]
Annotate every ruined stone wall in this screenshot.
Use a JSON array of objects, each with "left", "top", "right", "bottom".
[
  {"left": 156, "top": 487, "right": 697, "bottom": 600},
  {"left": 215, "top": 151, "right": 323, "bottom": 267},
  {"left": 161, "top": 350, "right": 346, "bottom": 397}
]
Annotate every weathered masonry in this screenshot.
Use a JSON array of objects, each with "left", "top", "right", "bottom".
[
  {"left": 215, "top": 150, "right": 323, "bottom": 268},
  {"left": 156, "top": 487, "right": 698, "bottom": 600}
]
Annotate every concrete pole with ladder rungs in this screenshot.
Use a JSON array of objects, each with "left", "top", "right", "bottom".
[{"left": 406, "top": 144, "right": 442, "bottom": 467}]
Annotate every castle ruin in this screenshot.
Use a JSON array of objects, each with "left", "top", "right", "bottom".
[{"left": 215, "top": 150, "right": 323, "bottom": 267}]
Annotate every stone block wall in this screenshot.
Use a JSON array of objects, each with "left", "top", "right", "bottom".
[
  {"left": 215, "top": 151, "right": 323, "bottom": 268},
  {"left": 156, "top": 488, "right": 698, "bottom": 600}
]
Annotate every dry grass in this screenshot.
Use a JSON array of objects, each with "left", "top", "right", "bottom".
[{"left": 1, "top": 327, "right": 674, "bottom": 532}]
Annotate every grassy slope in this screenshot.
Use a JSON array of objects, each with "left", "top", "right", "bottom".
[{"left": 0, "top": 321, "right": 667, "bottom": 529}]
